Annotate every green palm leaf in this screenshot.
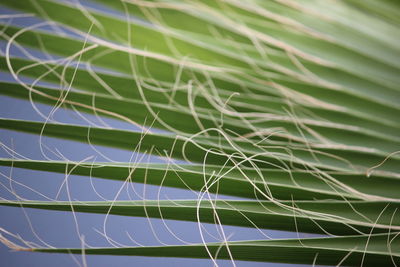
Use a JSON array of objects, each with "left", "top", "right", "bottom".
[{"left": 0, "top": 0, "right": 399, "bottom": 266}]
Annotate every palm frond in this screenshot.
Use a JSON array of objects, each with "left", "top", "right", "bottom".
[{"left": 0, "top": 0, "right": 399, "bottom": 266}]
